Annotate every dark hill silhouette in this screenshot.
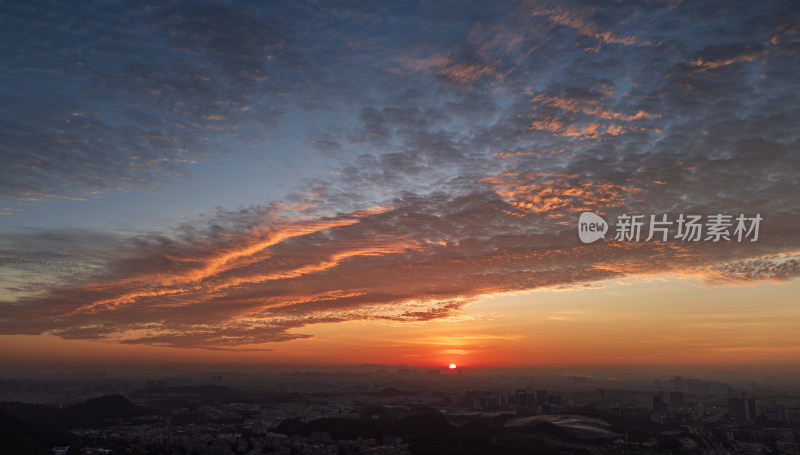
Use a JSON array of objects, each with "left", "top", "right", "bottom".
[
  {"left": 273, "top": 407, "right": 581, "bottom": 455},
  {"left": 371, "top": 387, "right": 416, "bottom": 397},
  {"left": 65, "top": 394, "right": 143, "bottom": 425},
  {"left": 0, "top": 401, "right": 65, "bottom": 429},
  {"left": 1, "top": 394, "right": 142, "bottom": 429},
  {"left": 0, "top": 407, "right": 76, "bottom": 454}
]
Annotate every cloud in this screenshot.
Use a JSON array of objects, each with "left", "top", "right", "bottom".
[
  {"left": 1, "top": 0, "right": 799, "bottom": 349},
  {"left": 698, "top": 254, "right": 800, "bottom": 285},
  {"left": 1, "top": 187, "right": 797, "bottom": 349},
  {"left": 523, "top": 1, "right": 647, "bottom": 46},
  {"left": 0, "top": 1, "right": 282, "bottom": 199},
  {"left": 0, "top": 0, "right": 367, "bottom": 200}
]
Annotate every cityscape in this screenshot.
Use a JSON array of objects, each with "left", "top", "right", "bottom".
[{"left": 2, "top": 368, "right": 800, "bottom": 454}]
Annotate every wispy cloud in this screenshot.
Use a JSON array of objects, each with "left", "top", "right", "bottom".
[{"left": 2, "top": 192, "right": 798, "bottom": 348}]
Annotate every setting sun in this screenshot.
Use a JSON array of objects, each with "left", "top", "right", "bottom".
[{"left": 449, "top": 363, "right": 457, "bottom": 369}]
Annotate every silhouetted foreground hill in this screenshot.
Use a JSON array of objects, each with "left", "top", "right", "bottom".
[
  {"left": 0, "top": 394, "right": 143, "bottom": 430},
  {"left": 67, "top": 394, "right": 142, "bottom": 422},
  {"left": 276, "top": 406, "right": 592, "bottom": 455},
  {"left": 0, "top": 407, "right": 76, "bottom": 455}
]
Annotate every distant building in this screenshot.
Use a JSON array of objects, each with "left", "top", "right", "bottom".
[
  {"left": 146, "top": 379, "right": 167, "bottom": 388},
  {"left": 464, "top": 390, "right": 480, "bottom": 409},
  {"left": 763, "top": 406, "right": 789, "bottom": 423},
  {"left": 485, "top": 392, "right": 502, "bottom": 410},
  {"left": 653, "top": 392, "right": 668, "bottom": 415},
  {"left": 728, "top": 397, "right": 757, "bottom": 421},
  {"left": 516, "top": 389, "right": 530, "bottom": 407},
  {"left": 669, "top": 391, "right": 684, "bottom": 409}
]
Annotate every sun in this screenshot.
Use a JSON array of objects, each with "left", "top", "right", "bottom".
[{"left": 449, "top": 363, "right": 457, "bottom": 369}]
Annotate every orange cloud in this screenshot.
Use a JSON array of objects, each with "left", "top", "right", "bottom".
[
  {"left": 439, "top": 61, "right": 495, "bottom": 83},
  {"left": 2, "top": 193, "right": 796, "bottom": 350},
  {"left": 687, "top": 54, "right": 759, "bottom": 72},
  {"left": 525, "top": 3, "right": 646, "bottom": 46},
  {"left": 524, "top": 92, "right": 659, "bottom": 138},
  {"left": 68, "top": 212, "right": 389, "bottom": 316},
  {"left": 532, "top": 94, "right": 657, "bottom": 121},
  {"left": 481, "top": 172, "right": 641, "bottom": 216}
]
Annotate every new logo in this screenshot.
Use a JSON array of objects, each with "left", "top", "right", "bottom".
[{"left": 578, "top": 212, "right": 608, "bottom": 244}]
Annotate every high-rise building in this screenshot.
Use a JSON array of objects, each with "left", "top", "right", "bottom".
[
  {"left": 729, "top": 397, "right": 758, "bottom": 421},
  {"left": 669, "top": 391, "right": 684, "bottom": 409},
  {"left": 653, "top": 392, "right": 668, "bottom": 415},
  {"left": 515, "top": 389, "right": 530, "bottom": 407}
]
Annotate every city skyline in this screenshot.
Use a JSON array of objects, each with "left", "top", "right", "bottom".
[{"left": 1, "top": 0, "right": 799, "bottom": 374}]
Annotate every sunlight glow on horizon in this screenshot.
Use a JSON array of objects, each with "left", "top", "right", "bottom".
[{"left": 4, "top": 274, "right": 797, "bottom": 372}]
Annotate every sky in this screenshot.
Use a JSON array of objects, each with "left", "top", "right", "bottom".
[{"left": 1, "top": 0, "right": 799, "bottom": 374}]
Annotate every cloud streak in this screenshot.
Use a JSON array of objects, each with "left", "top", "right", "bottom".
[{"left": 1, "top": 191, "right": 797, "bottom": 348}]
